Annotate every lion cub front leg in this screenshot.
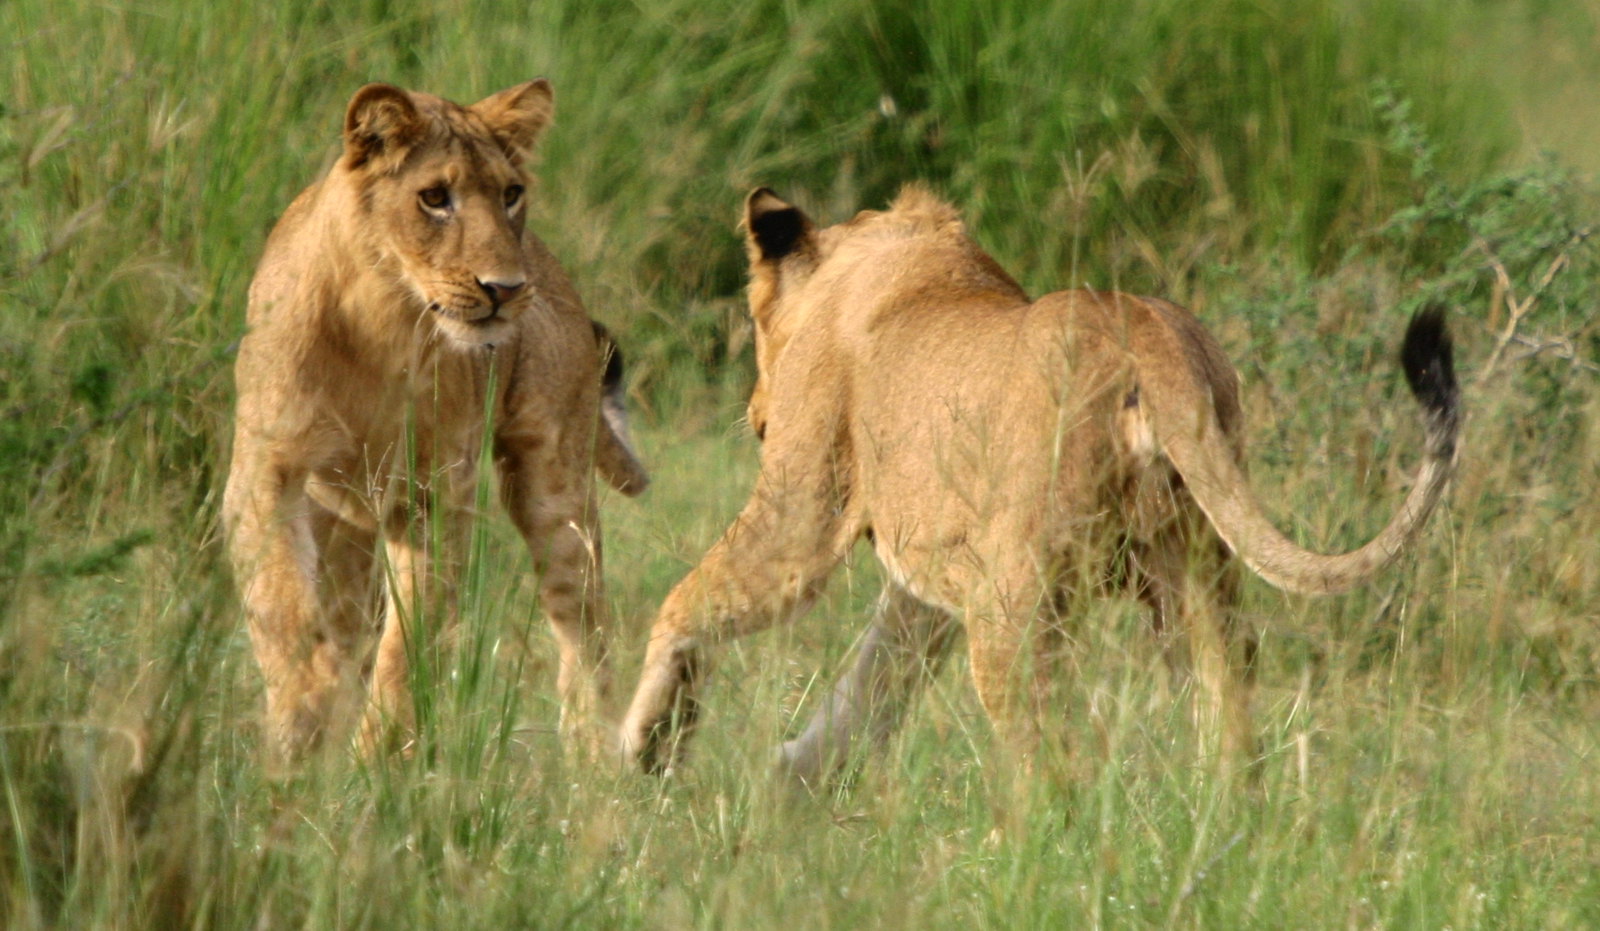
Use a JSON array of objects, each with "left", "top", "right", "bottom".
[
  {"left": 360, "top": 524, "right": 455, "bottom": 756},
  {"left": 777, "top": 585, "right": 959, "bottom": 785},
  {"left": 226, "top": 463, "right": 356, "bottom": 766},
  {"left": 620, "top": 383, "right": 856, "bottom": 774},
  {"left": 620, "top": 508, "right": 849, "bottom": 774},
  {"left": 361, "top": 533, "right": 418, "bottom": 754}
]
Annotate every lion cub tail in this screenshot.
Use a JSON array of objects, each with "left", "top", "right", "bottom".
[
  {"left": 591, "top": 321, "right": 650, "bottom": 496},
  {"left": 1144, "top": 305, "right": 1459, "bottom": 596}
]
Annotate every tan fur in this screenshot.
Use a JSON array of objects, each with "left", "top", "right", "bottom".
[
  {"left": 222, "top": 80, "right": 647, "bottom": 767},
  {"left": 619, "top": 186, "right": 1456, "bottom": 777}
]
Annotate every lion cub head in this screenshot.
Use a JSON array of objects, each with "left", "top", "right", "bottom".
[
  {"left": 739, "top": 186, "right": 976, "bottom": 439},
  {"left": 336, "top": 80, "right": 555, "bottom": 348}
]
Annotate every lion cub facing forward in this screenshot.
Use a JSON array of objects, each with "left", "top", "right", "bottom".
[
  {"left": 223, "top": 80, "right": 647, "bottom": 766},
  {"left": 620, "top": 186, "right": 1458, "bottom": 778}
]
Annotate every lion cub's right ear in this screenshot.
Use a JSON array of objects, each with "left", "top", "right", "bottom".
[
  {"left": 744, "top": 188, "right": 814, "bottom": 263},
  {"left": 472, "top": 79, "right": 556, "bottom": 164},
  {"left": 343, "top": 84, "right": 426, "bottom": 171}
]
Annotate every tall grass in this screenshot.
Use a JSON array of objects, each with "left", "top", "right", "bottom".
[{"left": 2, "top": 0, "right": 1598, "bottom": 926}]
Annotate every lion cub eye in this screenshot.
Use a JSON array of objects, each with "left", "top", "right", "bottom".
[
  {"left": 503, "top": 184, "right": 525, "bottom": 209},
  {"left": 418, "top": 186, "right": 451, "bottom": 210}
]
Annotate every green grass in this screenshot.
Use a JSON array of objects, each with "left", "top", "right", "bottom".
[{"left": 4, "top": 0, "right": 1600, "bottom": 926}]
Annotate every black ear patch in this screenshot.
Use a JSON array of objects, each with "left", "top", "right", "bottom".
[{"left": 750, "top": 205, "right": 808, "bottom": 261}]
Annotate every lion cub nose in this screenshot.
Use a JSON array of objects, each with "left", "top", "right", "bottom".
[{"left": 477, "top": 278, "right": 526, "bottom": 308}]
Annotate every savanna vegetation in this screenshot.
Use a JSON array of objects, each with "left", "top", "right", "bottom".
[{"left": 3, "top": 0, "right": 1598, "bottom": 926}]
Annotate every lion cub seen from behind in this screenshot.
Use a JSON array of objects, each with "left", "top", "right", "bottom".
[
  {"left": 223, "top": 80, "right": 648, "bottom": 768},
  {"left": 619, "top": 186, "right": 1459, "bottom": 780}
]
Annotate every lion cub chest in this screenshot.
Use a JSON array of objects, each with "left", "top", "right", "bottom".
[{"left": 302, "top": 354, "right": 502, "bottom": 532}]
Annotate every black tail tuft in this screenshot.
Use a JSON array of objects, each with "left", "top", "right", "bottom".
[
  {"left": 1400, "top": 305, "right": 1457, "bottom": 410},
  {"left": 1399, "top": 305, "right": 1461, "bottom": 457}
]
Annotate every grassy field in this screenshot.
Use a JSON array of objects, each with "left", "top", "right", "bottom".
[{"left": 3, "top": 0, "right": 1599, "bottom": 926}]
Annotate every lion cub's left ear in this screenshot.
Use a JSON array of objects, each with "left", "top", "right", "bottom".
[
  {"left": 744, "top": 188, "right": 814, "bottom": 263},
  {"left": 472, "top": 79, "right": 555, "bottom": 163}
]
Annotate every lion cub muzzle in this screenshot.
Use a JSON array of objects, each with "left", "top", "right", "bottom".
[{"left": 429, "top": 276, "right": 528, "bottom": 334}]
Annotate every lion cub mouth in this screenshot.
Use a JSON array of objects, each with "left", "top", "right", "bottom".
[{"left": 428, "top": 301, "right": 516, "bottom": 347}]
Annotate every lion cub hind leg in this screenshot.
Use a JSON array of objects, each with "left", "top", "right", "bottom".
[
  {"left": 961, "top": 563, "right": 1066, "bottom": 768},
  {"left": 1133, "top": 522, "right": 1256, "bottom": 774},
  {"left": 498, "top": 438, "right": 620, "bottom": 761}
]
